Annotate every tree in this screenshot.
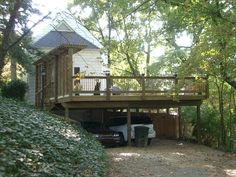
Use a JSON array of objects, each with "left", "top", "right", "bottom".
[
  {"left": 71, "top": 0, "right": 162, "bottom": 76},
  {"left": 0, "top": 0, "right": 39, "bottom": 80},
  {"left": 151, "top": 0, "right": 236, "bottom": 147},
  {"left": 155, "top": 0, "right": 236, "bottom": 88}
]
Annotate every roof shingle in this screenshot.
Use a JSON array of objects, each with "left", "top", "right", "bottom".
[{"left": 32, "top": 31, "right": 99, "bottom": 49}]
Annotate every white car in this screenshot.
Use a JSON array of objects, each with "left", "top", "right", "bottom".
[{"left": 106, "top": 114, "right": 156, "bottom": 145}]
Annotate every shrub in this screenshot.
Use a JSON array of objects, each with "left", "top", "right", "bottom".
[
  {"left": 181, "top": 105, "right": 221, "bottom": 147},
  {"left": 1, "top": 80, "right": 27, "bottom": 100}
]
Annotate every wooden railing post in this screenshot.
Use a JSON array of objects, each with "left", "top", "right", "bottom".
[
  {"left": 106, "top": 73, "right": 111, "bottom": 100},
  {"left": 141, "top": 74, "right": 145, "bottom": 99}
]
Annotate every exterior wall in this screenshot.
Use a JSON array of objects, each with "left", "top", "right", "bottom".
[
  {"left": 26, "top": 48, "right": 103, "bottom": 105},
  {"left": 73, "top": 48, "right": 103, "bottom": 76},
  {"left": 149, "top": 113, "right": 179, "bottom": 139},
  {"left": 25, "top": 71, "right": 36, "bottom": 105},
  {"left": 73, "top": 48, "right": 106, "bottom": 91}
]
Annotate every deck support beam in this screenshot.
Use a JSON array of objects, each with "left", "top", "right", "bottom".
[
  {"left": 197, "top": 105, "right": 201, "bottom": 144},
  {"left": 127, "top": 107, "right": 132, "bottom": 146},
  {"left": 65, "top": 107, "right": 69, "bottom": 119},
  {"left": 106, "top": 74, "right": 111, "bottom": 101},
  {"left": 178, "top": 107, "right": 181, "bottom": 139}
]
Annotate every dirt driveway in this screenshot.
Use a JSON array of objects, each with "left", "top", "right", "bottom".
[{"left": 106, "top": 139, "right": 236, "bottom": 177}]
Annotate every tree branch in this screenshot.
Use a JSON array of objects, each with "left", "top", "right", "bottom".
[{"left": 7, "top": 11, "right": 52, "bottom": 51}]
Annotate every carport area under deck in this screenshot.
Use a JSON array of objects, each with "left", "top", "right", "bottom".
[{"left": 58, "top": 95, "right": 203, "bottom": 146}]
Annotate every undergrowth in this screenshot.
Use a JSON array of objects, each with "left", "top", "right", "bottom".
[{"left": 0, "top": 98, "right": 107, "bottom": 177}]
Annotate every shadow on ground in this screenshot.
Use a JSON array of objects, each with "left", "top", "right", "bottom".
[{"left": 106, "top": 139, "right": 236, "bottom": 177}]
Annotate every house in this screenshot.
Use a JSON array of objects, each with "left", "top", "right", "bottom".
[
  {"left": 25, "top": 14, "right": 107, "bottom": 105},
  {"left": 30, "top": 13, "right": 209, "bottom": 146}
]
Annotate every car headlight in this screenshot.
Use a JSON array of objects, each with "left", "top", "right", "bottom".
[
  {"left": 93, "top": 134, "right": 100, "bottom": 138},
  {"left": 113, "top": 134, "right": 119, "bottom": 137}
]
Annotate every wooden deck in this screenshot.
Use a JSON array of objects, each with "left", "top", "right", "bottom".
[
  {"left": 34, "top": 45, "right": 208, "bottom": 110},
  {"left": 38, "top": 75, "right": 208, "bottom": 109}
]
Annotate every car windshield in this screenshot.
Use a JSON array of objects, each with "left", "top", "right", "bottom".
[{"left": 106, "top": 115, "right": 152, "bottom": 126}]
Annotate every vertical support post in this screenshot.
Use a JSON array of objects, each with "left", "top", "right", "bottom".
[
  {"left": 35, "top": 65, "right": 39, "bottom": 106},
  {"left": 141, "top": 74, "right": 145, "bottom": 100},
  {"left": 41, "top": 63, "right": 46, "bottom": 110},
  {"left": 127, "top": 106, "right": 132, "bottom": 146},
  {"left": 197, "top": 105, "right": 201, "bottom": 144},
  {"left": 106, "top": 73, "right": 111, "bottom": 100},
  {"left": 54, "top": 55, "right": 59, "bottom": 102},
  {"left": 65, "top": 107, "right": 69, "bottom": 119},
  {"left": 178, "top": 107, "right": 181, "bottom": 139},
  {"left": 167, "top": 108, "right": 170, "bottom": 115},
  {"left": 101, "top": 109, "right": 104, "bottom": 124},
  {"left": 68, "top": 48, "right": 73, "bottom": 98}
]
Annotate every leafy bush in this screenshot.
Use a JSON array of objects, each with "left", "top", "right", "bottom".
[
  {"left": 181, "top": 105, "right": 221, "bottom": 147},
  {"left": 199, "top": 105, "right": 221, "bottom": 147},
  {"left": 1, "top": 80, "right": 27, "bottom": 100},
  {"left": 0, "top": 98, "right": 107, "bottom": 177}
]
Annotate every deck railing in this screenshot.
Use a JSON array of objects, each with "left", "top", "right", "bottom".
[{"left": 67, "top": 75, "right": 208, "bottom": 100}]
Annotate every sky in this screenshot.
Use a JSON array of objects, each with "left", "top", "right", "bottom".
[{"left": 31, "top": 0, "right": 69, "bottom": 36}]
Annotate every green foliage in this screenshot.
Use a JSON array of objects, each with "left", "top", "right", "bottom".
[
  {"left": 181, "top": 105, "right": 219, "bottom": 146},
  {"left": 199, "top": 105, "right": 221, "bottom": 148},
  {"left": 0, "top": 0, "right": 40, "bottom": 79},
  {"left": 181, "top": 104, "right": 235, "bottom": 149},
  {"left": 0, "top": 99, "right": 107, "bottom": 177},
  {"left": 181, "top": 106, "right": 197, "bottom": 124},
  {"left": 71, "top": 1, "right": 162, "bottom": 76},
  {"left": 9, "top": 33, "right": 38, "bottom": 73},
  {"left": 1, "top": 80, "right": 27, "bottom": 101}
]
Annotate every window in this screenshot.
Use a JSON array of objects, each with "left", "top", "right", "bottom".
[{"left": 74, "top": 67, "right": 80, "bottom": 75}]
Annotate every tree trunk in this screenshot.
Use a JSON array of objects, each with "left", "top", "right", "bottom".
[
  {"left": 107, "top": 12, "right": 112, "bottom": 68},
  {"left": 229, "top": 89, "right": 233, "bottom": 150},
  {"left": 146, "top": 43, "right": 151, "bottom": 76},
  {"left": 0, "top": 52, "right": 7, "bottom": 79},
  {"left": 0, "top": 0, "right": 21, "bottom": 79},
  {"left": 11, "top": 58, "right": 17, "bottom": 80},
  {"left": 218, "top": 82, "right": 226, "bottom": 146}
]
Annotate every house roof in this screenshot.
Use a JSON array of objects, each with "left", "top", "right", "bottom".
[
  {"left": 32, "top": 31, "right": 99, "bottom": 49},
  {"left": 33, "top": 12, "right": 102, "bottom": 49}
]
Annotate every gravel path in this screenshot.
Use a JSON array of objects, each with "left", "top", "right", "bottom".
[{"left": 106, "top": 139, "right": 236, "bottom": 177}]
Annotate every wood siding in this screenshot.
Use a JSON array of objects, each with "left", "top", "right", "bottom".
[
  {"left": 149, "top": 113, "right": 179, "bottom": 139},
  {"left": 73, "top": 48, "right": 104, "bottom": 75}
]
